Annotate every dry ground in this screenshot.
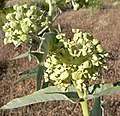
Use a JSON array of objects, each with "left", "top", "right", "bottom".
[{"left": 0, "top": 6, "right": 120, "bottom": 116}]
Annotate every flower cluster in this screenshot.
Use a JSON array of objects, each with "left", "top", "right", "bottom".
[
  {"left": 2, "top": 4, "right": 46, "bottom": 46},
  {"left": 44, "top": 29, "right": 108, "bottom": 91}
]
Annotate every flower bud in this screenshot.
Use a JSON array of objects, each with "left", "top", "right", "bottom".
[
  {"left": 13, "top": 4, "right": 18, "bottom": 10},
  {"left": 6, "top": 13, "right": 14, "bottom": 21},
  {"left": 4, "top": 37, "right": 12, "bottom": 45},
  {"left": 12, "top": 39, "right": 21, "bottom": 46},
  {"left": 76, "top": 79, "right": 84, "bottom": 84},
  {"left": 92, "top": 54, "right": 98, "bottom": 61},
  {"left": 30, "top": 6, "right": 37, "bottom": 11},
  {"left": 50, "top": 73, "right": 57, "bottom": 81},
  {"left": 26, "top": 10, "right": 34, "bottom": 17},
  {"left": 96, "top": 44, "right": 103, "bottom": 53},
  {"left": 83, "top": 60, "right": 91, "bottom": 69},
  {"left": 15, "top": 12, "right": 24, "bottom": 20},
  {"left": 73, "top": 3, "right": 80, "bottom": 11},
  {"left": 51, "top": 55, "right": 57, "bottom": 65},
  {"left": 82, "top": 49, "right": 87, "bottom": 56},
  {"left": 21, "top": 25, "right": 29, "bottom": 33},
  {"left": 59, "top": 71, "right": 69, "bottom": 80},
  {"left": 92, "top": 39, "right": 99, "bottom": 45},
  {"left": 16, "top": 6, "right": 23, "bottom": 12},
  {"left": 20, "top": 34, "right": 29, "bottom": 42},
  {"left": 23, "top": 18, "right": 32, "bottom": 26},
  {"left": 9, "top": 21, "right": 18, "bottom": 28},
  {"left": 23, "top": 4, "right": 28, "bottom": 9}
]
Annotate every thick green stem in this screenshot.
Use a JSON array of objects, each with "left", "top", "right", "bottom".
[
  {"left": 80, "top": 100, "right": 89, "bottom": 116},
  {"left": 78, "top": 89, "right": 89, "bottom": 116},
  {"left": 48, "top": 0, "right": 53, "bottom": 17},
  {"left": 73, "top": 81, "right": 89, "bottom": 116}
]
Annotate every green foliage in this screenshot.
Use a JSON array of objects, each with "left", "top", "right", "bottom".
[
  {"left": 90, "top": 97, "right": 103, "bottom": 116},
  {"left": 0, "top": 86, "right": 78, "bottom": 109},
  {"left": 14, "top": 66, "right": 39, "bottom": 85},
  {"left": 0, "top": 0, "right": 5, "bottom": 10},
  {"left": 1, "top": 82, "right": 120, "bottom": 109},
  {"left": 36, "top": 65, "right": 45, "bottom": 90},
  {"left": 14, "top": 73, "right": 37, "bottom": 85},
  {"left": 1, "top": 1, "right": 119, "bottom": 116},
  {"left": 87, "top": 81, "right": 120, "bottom": 99}
]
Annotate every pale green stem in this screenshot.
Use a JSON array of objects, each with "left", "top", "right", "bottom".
[
  {"left": 48, "top": 0, "right": 53, "bottom": 16},
  {"left": 81, "top": 99, "right": 89, "bottom": 116},
  {"left": 48, "top": 0, "right": 53, "bottom": 32},
  {"left": 73, "top": 81, "right": 89, "bottom": 116},
  {"left": 78, "top": 89, "right": 89, "bottom": 116}
]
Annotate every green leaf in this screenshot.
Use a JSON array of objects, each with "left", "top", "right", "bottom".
[
  {"left": 14, "top": 73, "right": 37, "bottom": 85},
  {"left": 36, "top": 65, "right": 45, "bottom": 90},
  {"left": 19, "top": 66, "right": 38, "bottom": 75},
  {"left": 0, "top": 0, "right": 5, "bottom": 10},
  {"left": 30, "top": 51, "right": 44, "bottom": 63},
  {"left": 0, "top": 86, "right": 78, "bottom": 109},
  {"left": 90, "top": 97, "right": 103, "bottom": 116},
  {"left": 87, "top": 81, "right": 120, "bottom": 100},
  {"left": 32, "top": 32, "right": 58, "bottom": 63},
  {"left": 12, "top": 52, "right": 29, "bottom": 60},
  {"left": 1, "top": 82, "right": 120, "bottom": 109},
  {"left": 14, "top": 66, "right": 38, "bottom": 85}
]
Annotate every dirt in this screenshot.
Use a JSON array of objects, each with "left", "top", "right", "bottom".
[{"left": 0, "top": 7, "right": 120, "bottom": 116}]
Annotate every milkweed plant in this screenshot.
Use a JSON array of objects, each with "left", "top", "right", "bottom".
[{"left": 1, "top": 0, "right": 120, "bottom": 116}]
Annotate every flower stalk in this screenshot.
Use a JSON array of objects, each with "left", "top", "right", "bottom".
[
  {"left": 73, "top": 81, "right": 89, "bottom": 116},
  {"left": 47, "top": 0, "right": 53, "bottom": 32},
  {"left": 80, "top": 99, "right": 89, "bottom": 116}
]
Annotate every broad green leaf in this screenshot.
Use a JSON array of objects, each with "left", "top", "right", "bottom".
[
  {"left": 87, "top": 81, "right": 120, "bottom": 100},
  {"left": 14, "top": 73, "right": 37, "bottom": 85},
  {"left": 12, "top": 52, "right": 29, "bottom": 60},
  {"left": 90, "top": 97, "right": 103, "bottom": 116},
  {"left": 1, "top": 82, "right": 120, "bottom": 109},
  {"left": 0, "top": 86, "right": 78, "bottom": 109}
]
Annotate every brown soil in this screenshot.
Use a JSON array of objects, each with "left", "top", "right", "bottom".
[{"left": 0, "top": 7, "right": 120, "bottom": 116}]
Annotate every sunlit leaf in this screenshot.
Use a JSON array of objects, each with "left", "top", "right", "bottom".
[
  {"left": 1, "top": 81, "right": 120, "bottom": 109},
  {"left": 87, "top": 81, "right": 120, "bottom": 100},
  {"left": 0, "top": 86, "right": 78, "bottom": 109}
]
